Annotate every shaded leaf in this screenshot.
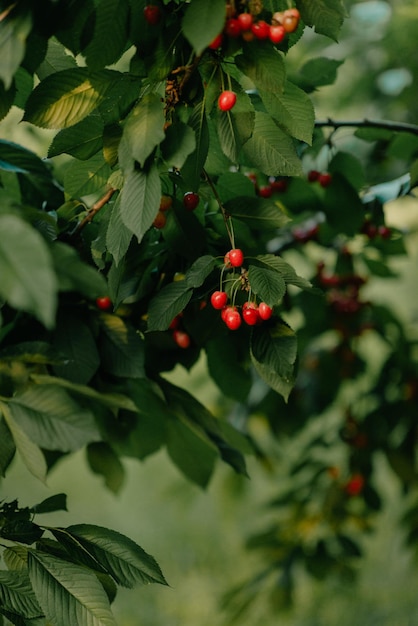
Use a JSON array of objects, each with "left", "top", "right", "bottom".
[
  {"left": 119, "top": 166, "right": 161, "bottom": 244},
  {"left": 182, "top": 0, "right": 226, "bottom": 55},
  {"left": 147, "top": 281, "right": 193, "bottom": 331}
]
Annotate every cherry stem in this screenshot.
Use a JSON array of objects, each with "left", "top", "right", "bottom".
[
  {"left": 315, "top": 118, "right": 418, "bottom": 137},
  {"left": 203, "top": 169, "right": 235, "bottom": 247}
]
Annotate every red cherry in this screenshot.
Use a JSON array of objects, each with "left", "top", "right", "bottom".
[
  {"left": 153, "top": 210, "right": 167, "bottom": 229},
  {"left": 258, "top": 302, "right": 273, "bottom": 320},
  {"left": 251, "top": 20, "right": 270, "bottom": 39},
  {"left": 269, "top": 177, "right": 288, "bottom": 192},
  {"left": 96, "top": 296, "right": 112, "bottom": 311},
  {"left": 209, "top": 33, "right": 223, "bottom": 49},
  {"left": 218, "top": 90, "right": 237, "bottom": 112},
  {"left": 318, "top": 172, "right": 332, "bottom": 188},
  {"left": 210, "top": 290, "right": 228, "bottom": 310},
  {"left": 159, "top": 195, "right": 172, "bottom": 211},
  {"left": 224, "top": 307, "right": 242, "bottom": 330},
  {"left": 169, "top": 315, "right": 181, "bottom": 330},
  {"left": 173, "top": 330, "right": 191, "bottom": 349},
  {"left": 224, "top": 18, "right": 241, "bottom": 38},
  {"left": 269, "top": 24, "right": 286, "bottom": 44},
  {"left": 143, "top": 5, "right": 161, "bottom": 25},
  {"left": 307, "top": 169, "right": 320, "bottom": 182},
  {"left": 344, "top": 473, "right": 365, "bottom": 497},
  {"left": 237, "top": 12, "right": 253, "bottom": 30},
  {"left": 282, "top": 14, "right": 299, "bottom": 33},
  {"left": 378, "top": 225, "right": 391, "bottom": 239},
  {"left": 183, "top": 191, "right": 199, "bottom": 211},
  {"left": 242, "top": 302, "right": 259, "bottom": 326},
  {"left": 258, "top": 185, "right": 273, "bottom": 198},
  {"left": 224, "top": 248, "right": 244, "bottom": 267}
]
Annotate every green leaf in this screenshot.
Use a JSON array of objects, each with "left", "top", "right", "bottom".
[
  {"left": 59, "top": 524, "right": 167, "bottom": 587},
  {"left": 328, "top": 151, "right": 366, "bottom": 190},
  {"left": 322, "top": 172, "right": 364, "bottom": 236},
  {"left": 0, "top": 7, "right": 32, "bottom": 89},
  {"left": 64, "top": 152, "right": 111, "bottom": 198},
  {"left": 28, "top": 550, "right": 117, "bottom": 626},
  {"left": 3, "top": 546, "right": 29, "bottom": 571},
  {"left": 250, "top": 319, "right": 298, "bottom": 401},
  {"left": 147, "top": 281, "right": 193, "bottom": 331},
  {"left": 0, "top": 214, "right": 57, "bottom": 328},
  {"left": 123, "top": 93, "right": 165, "bottom": 168},
  {"left": 9, "top": 385, "right": 101, "bottom": 452},
  {"left": 30, "top": 374, "right": 140, "bottom": 414},
  {"left": 0, "top": 570, "right": 42, "bottom": 619},
  {"left": 259, "top": 81, "right": 315, "bottom": 144},
  {"left": 119, "top": 165, "right": 161, "bottom": 244},
  {"left": 48, "top": 114, "right": 104, "bottom": 160},
  {"left": 161, "top": 122, "right": 196, "bottom": 169},
  {"left": 215, "top": 90, "right": 255, "bottom": 162},
  {"left": 224, "top": 196, "right": 290, "bottom": 230},
  {"left": 51, "top": 242, "right": 108, "bottom": 299},
  {"left": 206, "top": 336, "right": 252, "bottom": 402},
  {"left": 299, "top": 57, "right": 344, "bottom": 90},
  {"left": 248, "top": 266, "right": 286, "bottom": 306},
  {"left": 181, "top": 102, "right": 209, "bottom": 190},
  {"left": 299, "top": 0, "right": 347, "bottom": 41},
  {"left": 182, "top": 0, "right": 226, "bottom": 55},
  {"left": 84, "top": 0, "right": 129, "bottom": 69},
  {"left": 185, "top": 255, "right": 216, "bottom": 288},
  {"left": 52, "top": 310, "right": 100, "bottom": 384},
  {"left": 236, "top": 43, "right": 286, "bottom": 95},
  {"left": 162, "top": 207, "right": 207, "bottom": 260},
  {"left": 242, "top": 112, "right": 302, "bottom": 177},
  {"left": 24, "top": 69, "right": 125, "bottom": 129},
  {"left": 166, "top": 415, "right": 218, "bottom": 488},
  {"left": 106, "top": 194, "right": 133, "bottom": 265},
  {"left": 87, "top": 442, "right": 125, "bottom": 494},
  {"left": 0, "top": 416, "right": 15, "bottom": 477},
  {"left": 252, "top": 254, "right": 314, "bottom": 291},
  {"left": 36, "top": 38, "right": 78, "bottom": 80},
  {"left": 0, "top": 402, "right": 47, "bottom": 483},
  {"left": 0, "top": 139, "right": 54, "bottom": 189},
  {"left": 0, "top": 82, "right": 16, "bottom": 122},
  {"left": 99, "top": 314, "right": 145, "bottom": 378},
  {"left": 31, "top": 494, "right": 68, "bottom": 515},
  {"left": 216, "top": 172, "right": 256, "bottom": 203}
]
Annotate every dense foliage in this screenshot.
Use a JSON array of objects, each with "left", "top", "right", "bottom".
[{"left": 0, "top": 0, "right": 417, "bottom": 624}]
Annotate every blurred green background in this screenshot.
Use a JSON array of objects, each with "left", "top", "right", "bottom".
[{"left": 2, "top": 1, "right": 418, "bottom": 624}]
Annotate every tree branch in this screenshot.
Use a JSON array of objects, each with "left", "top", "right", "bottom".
[
  {"left": 315, "top": 118, "right": 418, "bottom": 136},
  {"left": 73, "top": 187, "right": 117, "bottom": 236}
]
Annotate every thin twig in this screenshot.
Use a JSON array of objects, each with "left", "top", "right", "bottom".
[
  {"left": 203, "top": 169, "right": 234, "bottom": 247},
  {"left": 73, "top": 187, "right": 117, "bottom": 235},
  {"left": 315, "top": 118, "right": 418, "bottom": 136}
]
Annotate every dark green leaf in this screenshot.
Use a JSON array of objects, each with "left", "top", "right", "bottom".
[
  {"left": 182, "top": 0, "right": 226, "bottom": 55},
  {"left": 99, "top": 313, "right": 145, "bottom": 378},
  {"left": 123, "top": 93, "right": 165, "bottom": 169},
  {"left": 299, "top": 57, "right": 344, "bottom": 89},
  {"left": 185, "top": 256, "right": 216, "bottom": 288},
  {"left": 147, "top": 281, "right": 193, "bottom": 331},
  {"left": 48, "top": 114, "right": 104, "bottom": 160},
  {"left": 84, "top": 0, "right": 129, "bottom": 69},
  {"left": 250, "top": 319, "right": 298, "bottom": 401},
  {"left": 0, "top": 7, "right": 32, "bottom": 89},
  {"left": 87, "top": 442, "right": 125, "bottom": 494},
  {"left": 299, "top": 0, "right": 347, "bottom": 41},
  {"left": 51, "top": 242, "right": 108, "bottom": 299},
  {"left": 161, "top": 121, "right": 196, "bottom": 169},
  {"left": 31, "top": 494, "right": 68, "bottom": 515},
  {"left": 60, "top": 524, "right": 168, "bottom": 587},
  {"left": 52, "top": 310, "right": 100, "bottom": 384},
  {"left": 247, "top": 266, "right": 286, "bottom": 306},
  {"left": 0, "top": 417, "right": 15, "bottom": 477},
  {"left": 224, "top": 196, "right": 290, "bottom": 230}
]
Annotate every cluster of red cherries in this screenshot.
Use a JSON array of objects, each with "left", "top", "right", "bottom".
[
  {"left": 210, "top": 6, "right": 301, "bottom": 48},
  {"left": 210, "top": 248, "right": 273, "bottom": 330}
]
